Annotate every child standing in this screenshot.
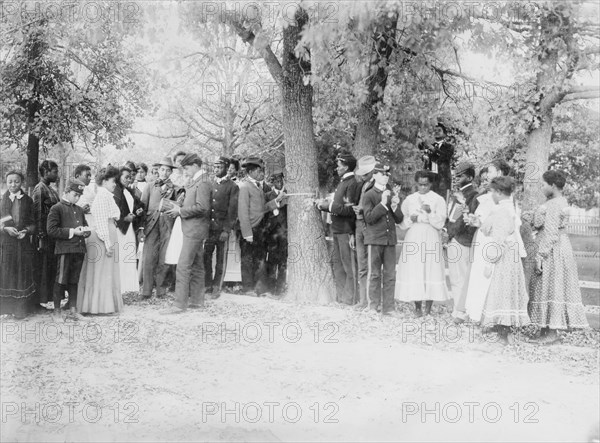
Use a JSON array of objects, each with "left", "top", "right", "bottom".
[{"left": 47, "top": 179, "right": 90, "bottom": 322}]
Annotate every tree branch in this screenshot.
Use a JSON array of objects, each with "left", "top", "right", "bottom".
[{"left": 561, "top": 90, "right": 600, "bottom": 102}]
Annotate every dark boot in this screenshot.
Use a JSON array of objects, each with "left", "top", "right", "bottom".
[
  {"left": 424, "top": 300, "right": 433, "bottom": 316},
  {"left": 414, "top": 301, "right": 423, "bottom": 318}
]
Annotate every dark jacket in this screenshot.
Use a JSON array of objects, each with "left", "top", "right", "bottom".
[
  {"left": 363, "top": 185, "right": 404, "bottom": 245},
  {"left": 445, "top": 183, "right": 479, "bottom": 247},
  {"left": 32, "top": 181, "right": 59, "bottom": 241},
  {"left": 114, "top": 185, "right": 145, "bottom": 235},
  {"left": 323, "top": 173, "right": 360, "bottom": 235},
  {"left": 47, "top": 200, "right": 88, "bottom": 254},
  {"left": 209, "top": 176, "right": 239, "bottom": 234},
  {"left": 0, "top": 190, "right": 36, "bottom": 249},
  {"left": 140, "top": 178, "right": 177, "bottom": 235},
  {"left": 180, "top": 172, "right": 212, "bottom": 239}
]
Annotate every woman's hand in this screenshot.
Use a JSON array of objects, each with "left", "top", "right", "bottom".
[
  {"left": 4, "top": 227, "right": 19, "bottom": 237},
  {"left": 535, "top": 256, "right": 543, "bottom": 274},
  {"left": 410, "top": 214, "right": 419, "bottom": 223},
  {"left": 124, "top": 213, "right": 135, "bottom": 223},
  {"left": 421, "top": 203, "right": 431, "bottom": 213}
]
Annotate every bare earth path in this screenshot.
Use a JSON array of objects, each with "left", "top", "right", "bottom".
[{"left": 1, "top": 293, "right": 598, "bottom": 442}]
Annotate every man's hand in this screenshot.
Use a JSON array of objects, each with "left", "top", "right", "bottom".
[
  {"left": 381, "top": 190, "right": 391, "bottom": 204},
  {"left": 317, "top": 199, "right": 330, "bottom": 211},
  {"left": 219, "top": 231, "right": 229, "bottom": 242},
  {"left": 82, "top": 203, "right": 91, "bottom": 214},
  {"left": 352, "top": 205, "right": 362, "bottom": 216},
  {"left": 349, "top": 234, "right": 355, "bottom": 250},
  {"left": 124, "top": 213, "right": 135, "bottom": 223},
  {"left": 166, "top": 206, "right": 181, "bottom": 218},
  {"left": 73, "top": 227, "right": 86, "bottom": 237},
  {"left": 4, "top": 227, "right": 19, "bottom": 237},
  {"left": 17, "top": 229, "right": 27, "bottom": 240}
]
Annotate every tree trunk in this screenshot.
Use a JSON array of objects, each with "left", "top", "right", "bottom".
[
  {"left": 523, "top": 114, "right": 553, "bottom": 211},
  {"left": 26, "top": 133, "right": 40, "bottom": 192},
  {"left": 281, "top": 8, "right": 335, "bottom": 303},
  {"left": 352, "top": 13, "right": 398, "bottom": 159}
]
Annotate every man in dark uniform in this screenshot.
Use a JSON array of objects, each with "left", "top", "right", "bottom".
[
  {"left": 418, "top": 122, "right": 455, "bottom": 199},
  {"left": 317, "top": 152, "right": 360, "bottom": 305},
  {"left": 139, "top": 157, "right": 177, "bottom": 299},
  {"left": 264, "top": 170, "right": 288, "bottom": 296},
  {"left": 204, "top": 156, "right": 239, "bottom": 298}
]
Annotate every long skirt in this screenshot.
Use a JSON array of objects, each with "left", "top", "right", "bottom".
[
  {"left": 77, "top": 227, "right": 123, "bottom": 314},
  {"left": 0, "top": 238, "right": 36, "bottom": 318},
  {"left": 529, "top": 234, "right": 588, "bottom": 330},
  {"left": 165, "top": 217, "right": 183, "bottom": 265},
  {"left": 35, "top": 241, "right": 58, "bottom": 304},
  {"left": 464, "top": 229, "right": 494, "bottom": 320},
  {"left": 117, "top": 224, "right": 139, "bottom": 293},
  {"left": 480, "top": 241, "right": 530, "bottom": 327},
  {"left": 395, "top": 223, "right": 450, "bottom": 302}
]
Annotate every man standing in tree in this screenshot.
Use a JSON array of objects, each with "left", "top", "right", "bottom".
[
  {"left": 204, "top": 156, "right": 239, "bottom": 299},
  {"left": 418, "top": 122, "right": 455, "bottom": 199},
  {"left": 317, "top": 152, "right": 360, "bottom": 305}
]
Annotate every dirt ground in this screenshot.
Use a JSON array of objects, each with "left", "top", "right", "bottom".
[{"left": 1, "top": 293, "right": 599, "bottom": 443}]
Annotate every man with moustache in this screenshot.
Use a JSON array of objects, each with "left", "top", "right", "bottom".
[{"left": 204, "top": 156, "right": 239, "bottom": 298}]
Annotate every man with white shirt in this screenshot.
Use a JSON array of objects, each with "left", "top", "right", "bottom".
[
  {"left": 317, "top": 152, "right": 360, "bottom": 305},
  {"left": 204, "top": 156, "right": 239, "bottom": 298},
  {"left": 237, "top": 157, "right": 287, "bottom": 296},
  {"left": 161, "top": 153, "right": 211, "bottom": 313},
  {"left": 73, "top": 164, "right": 94, "bottom": 218}
]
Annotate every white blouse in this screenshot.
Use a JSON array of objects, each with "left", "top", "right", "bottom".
[
  {"left": 400, "top": 190, "right": 447, "bottom": 230},
  {"left": 92, "top": 186, "right": 120, "bottom": 250}
]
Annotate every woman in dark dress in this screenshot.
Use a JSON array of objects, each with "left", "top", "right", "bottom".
[
  {"left": 32, "top": 160, "right": 60, "bottom": 307},
  {"left": 0, "top": 171, "right": 37, "bottom": 318}
]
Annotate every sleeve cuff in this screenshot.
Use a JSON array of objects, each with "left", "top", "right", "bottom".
[
  {"left": 380, "top": 202, "right": 389, "bottom": 211},
  {"left": 328, "top": 201, "right": 334, "bottom": 213},
  {"left": 68, "top": 228, "right": 74, "bottom": 239}
]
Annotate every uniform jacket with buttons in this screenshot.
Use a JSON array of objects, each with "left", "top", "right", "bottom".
[
  {"left": 209, "top": 176, "right": 239, "bottom": 234},
  {"left": 363, "top": 186, "right": 404, "bottom": 246},
  {"left": 47, "top": 200, "right": 88, "bottom": 254}
]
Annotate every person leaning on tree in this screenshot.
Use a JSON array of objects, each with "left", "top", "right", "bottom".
[
  {"left": 316, "top": 152, "right": 360, "bottom": 305},
  {"left": 204, "top": 156, "right": 239, "bottom": 299}
]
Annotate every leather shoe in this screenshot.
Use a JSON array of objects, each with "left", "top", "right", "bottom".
[
  {"left": 188, "top": 303, "right": 205, "bottom": 310},
  {"left": 452, "top": 317, "right": 465, "bottom": 325}
]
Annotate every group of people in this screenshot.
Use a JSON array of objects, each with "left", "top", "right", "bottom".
[
  {"left": 0, "top": 148, "right": 590, "bottom": 344},
  {"left": 317, "top": 152, "right": 589, "bottom": 344},
  {"left": 0, "top": 153, "right": 288, "bottom": 320}
]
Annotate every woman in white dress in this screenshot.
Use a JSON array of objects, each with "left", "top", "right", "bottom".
[
  {"left": 396, "top": 170, "right": 450, "bottom": 316},
  {"left": 463, "top": 160, "right": 525, "bottom": 321},
  {"left": 113, "top": 167, "right": 142, "bottom": 293},
  {"left": 77, "top": 166, "right": 123, "bottom": 314}
]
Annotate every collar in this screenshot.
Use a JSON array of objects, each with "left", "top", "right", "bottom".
[
  {"left": 247, "top": 176, "right": 262, "bottom": 187},
  {"left": 61, "top": 197, "right": 75, "bottom": 206},
  {"left": 9, "top": 191, "right": 24, "bottom": 202},
  {"left": 374, "top": 183, "right": 386, "bottom": 191},
  {"left": 215, "top": 175, "right": 229, "bottom": 184},
  {"left": 341, "top": 172, "right": 354, "bottom": 180},
  {"left": 460, "top": 183, "right": 473, "bottom": 192},
  {"left": 192, "top": 170, "right": 203, "bottom": 181}
]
